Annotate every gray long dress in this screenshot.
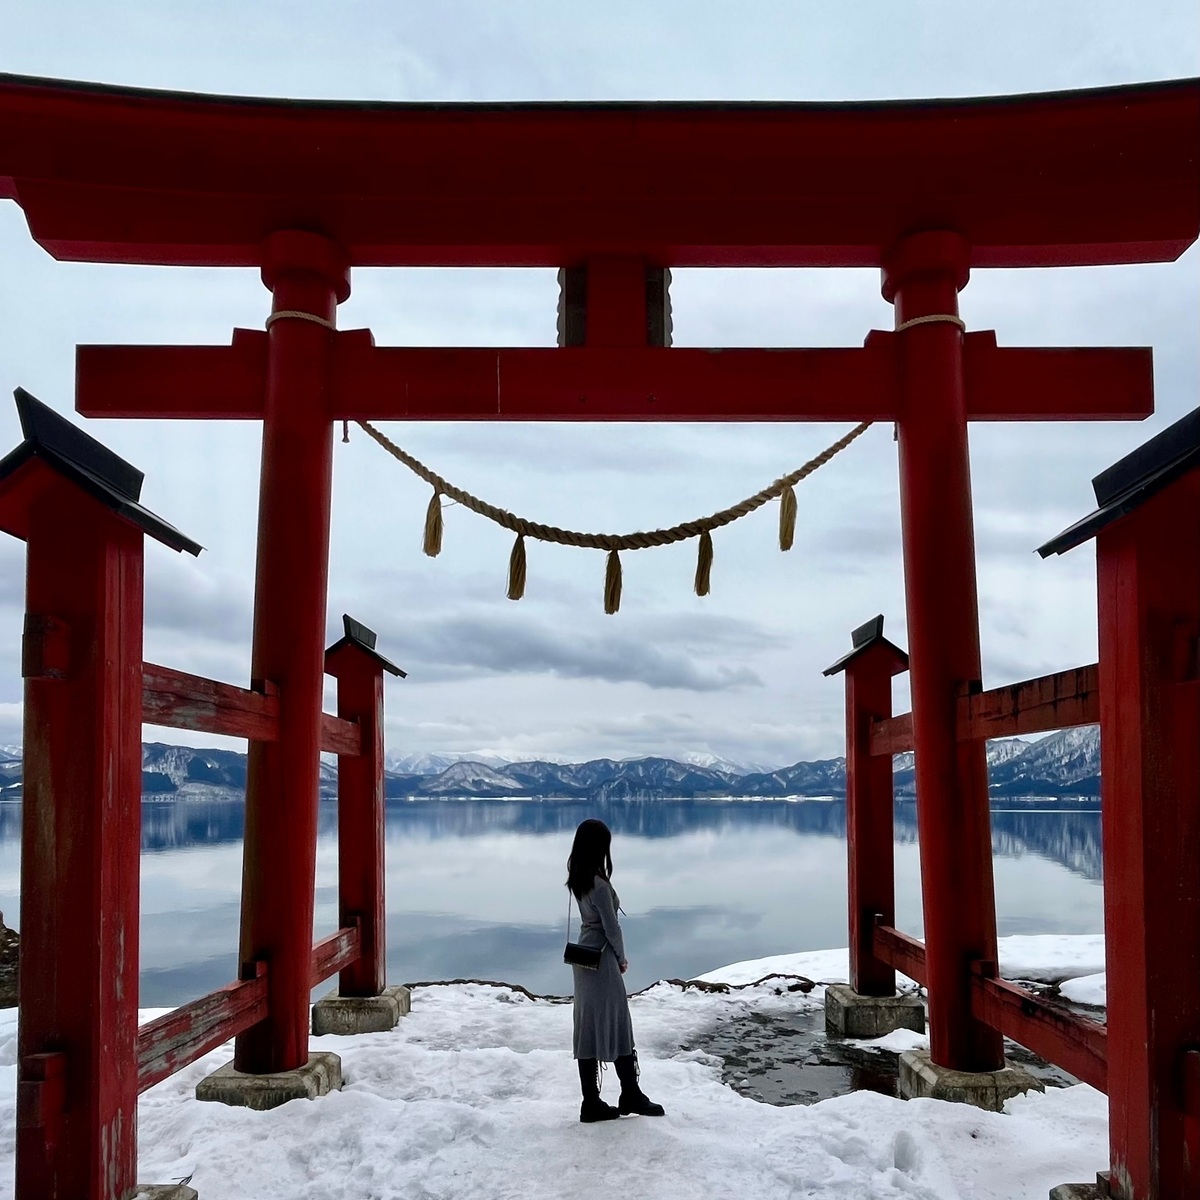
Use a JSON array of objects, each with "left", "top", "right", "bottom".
[{"left": 571, "top": 875, "right": 635, "bottom": 1061}]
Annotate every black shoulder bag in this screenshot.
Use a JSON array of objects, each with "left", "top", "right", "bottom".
[{"left": 563, "top": 891, "right": 602, "bottom": 970}]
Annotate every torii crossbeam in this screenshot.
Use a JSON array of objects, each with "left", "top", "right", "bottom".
[{"left": 3, "top": 72, "right": 1198, "bottom": 1200}]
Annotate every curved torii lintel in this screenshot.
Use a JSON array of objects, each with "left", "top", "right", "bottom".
[{"left": 0, "top": 73, "right": 1197, "bottom": 269}]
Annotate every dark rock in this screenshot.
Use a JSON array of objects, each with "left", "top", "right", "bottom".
[{"left": 0, "top": 910, "right": 19, "bottom": 1008}]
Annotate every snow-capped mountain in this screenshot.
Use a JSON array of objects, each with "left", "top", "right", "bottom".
[
  {"left": 0, "top": 746, "right": 21, "bottom": 763},
  {"left": 0, "top": 727, "right": 1102, "bottom": 802}
]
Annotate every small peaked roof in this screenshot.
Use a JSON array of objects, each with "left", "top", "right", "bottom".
[
  {"left": 0, "top": 388, "right": 201, "bottom": 554},
  {"left": 325, "top": 613, "right": 406, "bottom": 677},
  {"left": 823, "top": 614, "right": 909, "bottom": 677},
  {"left": 1038, "top": 405, "right": 1200, "bottom": 557}
]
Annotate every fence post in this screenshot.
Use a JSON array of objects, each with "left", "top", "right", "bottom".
[
  {"left": 0, "top": 390, "right": 199, "bottom": 1200},
  {"left": 311, "top": 615, "right": 410, "bottom": 1036},
  {"left": 1040, "top": 405, "right": 1200, "bottom": 1200},
  {"left": 822, "top": 616, "right": 922, "bottom": 1039}
]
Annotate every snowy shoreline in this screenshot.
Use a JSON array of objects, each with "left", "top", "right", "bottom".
[{"left": 0, "top": 935, "right": 1108, "bottom": 1199}]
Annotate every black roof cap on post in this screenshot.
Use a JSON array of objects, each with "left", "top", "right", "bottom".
[
  {"left": 325, "top": 613, "right": 406, "bottom": 677},
  {"left": 0, "top": 388, "right": 202, "bottom": 555},
  {"left": 1038, "top": 405, "right": 1200, "bottom": 557},
  {"left": 823, "top": 613, "right": 910, "bottom": 676}
]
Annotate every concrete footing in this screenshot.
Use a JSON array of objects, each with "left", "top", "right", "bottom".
[
  {"left": 898, "top": 1049, "right": 1044, "bottom": 1112},
  {"left": 311, "top": 984, "right": 411, "bottom": 1036},
  {"left": 195, "top": 1050, "right": 342, "bottom": 1111},
  {"left": 824, "top": 983, "right": 926, "bottom": 1039},
  {"left": 1048, "top": 1173, "right": 1112, "bottom": 1200},
  {"left": 134, "top": 1188, "right": 199, "bottom": 1200}
]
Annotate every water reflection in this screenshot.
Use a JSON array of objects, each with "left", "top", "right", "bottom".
[{"left": 0, "top": 797, "right": 1103, "bottom": 1005}]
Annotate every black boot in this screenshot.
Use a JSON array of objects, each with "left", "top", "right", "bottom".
[
  {"left": 615, "top": 1050, "right": 665, "bottom": 1117},
  {"left": 577, "top": 1058, "right": 620, "bottom": 1123}
]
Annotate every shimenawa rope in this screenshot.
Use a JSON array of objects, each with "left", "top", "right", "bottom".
[{"left": 355, "top": 418, "right": 872, "bottom": 613}]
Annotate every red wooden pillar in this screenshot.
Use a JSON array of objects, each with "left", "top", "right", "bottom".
[
  {"left": 236, "top": 231, "right": 350, "bottom": 1073},
  {"left": 885, "top": 231, "right": 1004, "bottom": 1071},
  {"left": 1040, "top": 407, "right": 1200, "bottom": 1199},
  {"left": 1098, "top": 467, "right": 1200, "bottom": 1199},
  {"left": 0, "top": 390, "right": 199, "bottom": 1199},
  {"left": 324, "top": 616, "right": 405, "bottom": 997},
  {"left": 824, "top": 615, "right": 910, "bottom": 995}
]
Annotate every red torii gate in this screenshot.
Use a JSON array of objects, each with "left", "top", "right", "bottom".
[{"left": 1, "top": 73, "right": 1197, "bottom": 1200}]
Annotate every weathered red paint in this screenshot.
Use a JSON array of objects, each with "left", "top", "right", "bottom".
[
  {"left": 326, "top": 640, "right": 388, "bottom": 996},
  {"left": 886, "top": 230, "right": 1004, "bottom": 1073},
  {"left": 955, "top": 663, "right": 1099, "bottom": 740},
  {"left": 1097, "top": 468, "right": 1200, "bottom": 1200},
  {"left": 841, "top": 640, "right": 909, "bottom": 996},
  {"left": 2, "top": 76, "right": 1197, "bottom": 267},
  {"left": 10, "top": 474, "right": 142, "bottom": 1200},
  {"left": 234, "top": 230, "right": 348, "bottom": 1075},
  {"left": 75, "top": 333, "right": 1154, "bottom": 425},
  {"left": 969, "top": 972, "right": 1108, "bottom": 1093},
  {"left": 871, "top": 922, "right": 928, "bottom": 988},
  {"left": 137, "top": 974, "right": 269, "bottom": 1094},
  {"left": 142, "top": 662, "right": 280, "bottom": 741},
  {"left": 869, "top": 662, "right": 1102, "bottom": 755},
  {"left": 311, "top": 925, "right": 364, "bottom": 989}
]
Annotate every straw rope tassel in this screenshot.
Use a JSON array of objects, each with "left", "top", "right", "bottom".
[
  {"left": 423, "top": 489, "right": 444, "bottom": 557},
  {"left": 694, "top": 530, "right": 714, "bottom": 597},
  {"left": 604, "top": 550, "right": 623, "bottom": 615},
  {"left": 507, "top": 534, "right": 527, "bottom": 601},
  {"left": 779, "top": 484, "right": 797, "bottom": 551}
]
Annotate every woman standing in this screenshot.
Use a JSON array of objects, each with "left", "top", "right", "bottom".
[{"left": 566, "top": 818, "right": 665, "bottom": 1123}]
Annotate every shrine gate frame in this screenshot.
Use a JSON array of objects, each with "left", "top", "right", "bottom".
[{"left": 1, "top": 72, "right": 1198, "bottom": 1200}]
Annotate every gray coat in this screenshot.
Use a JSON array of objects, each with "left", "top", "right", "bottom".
[{"left": 571, "top": 875, "right": 635, "bottom": 1061}]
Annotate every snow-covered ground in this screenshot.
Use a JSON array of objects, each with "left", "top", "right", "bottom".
[{"left": 0, "top": 937, "right": 1108, "bottom": 1200}]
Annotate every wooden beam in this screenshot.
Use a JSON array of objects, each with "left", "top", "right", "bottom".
[
  {"left": 142, "top": 663, "right": 279, "bottom": 742},
  {"left": 871, "top": 922, "right": 928, "bottom": 987},
  {"left": 76, "top": 330, "right": 267, "bottom": 419},
  {"left": 78, "top": 335, "right": 1154, "bottom": 425},
  {"left": 962, "top": 336, "right": 1153, "bottom": 421},
  {"left": 311, "top": 925, "right": 362, "bottom": 988},
  {"left": 320, "top": 712, "right": 361, "bottom": 757},
  {"left": 869, "top": 713, "right": 914, "bottom": 757},
  {"left": 957, "top": 663, "right": 1100, "bottom": 739},
  {"left": 969, "top": 971, "right": 1107, "bottom": 1092},
  {"left": 136, "top": 973, "right": 268, "bottom": 1094}
]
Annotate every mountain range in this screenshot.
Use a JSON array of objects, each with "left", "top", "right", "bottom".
[{"left": 0, "top": 727, "right": 1102, "bottom": 801}]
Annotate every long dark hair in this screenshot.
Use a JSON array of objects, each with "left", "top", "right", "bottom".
[{"left": 566, "top": 818, "right": 613, "bottom": 899}]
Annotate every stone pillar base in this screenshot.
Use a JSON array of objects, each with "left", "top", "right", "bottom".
[
  {"left": 134, "top": 1188, "right": 199, "bottom": 1200},
  {"left": 311, "top": 985, "right": 411, "bottom": 1036},
  {"left": 824, "top": 983, "right": 926, "bottom": 1038},
  {"left": 195, "top": 1050, "right": 342, "bottom": 1111},
  {"left": 898, "top": 1048, "right": 1043, "bottom": 1111},
  {"left": 1048, "top": 1173, "right": 1112, "bottom": 1200}
]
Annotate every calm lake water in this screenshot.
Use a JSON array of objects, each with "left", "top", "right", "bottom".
[{"left": 0, "top": 798, "right": 1104, "bottom": 1005}]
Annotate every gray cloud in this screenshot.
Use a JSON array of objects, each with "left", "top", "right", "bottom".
[{"left": 400, "top": 612, "right": 764, "bottom": 691}]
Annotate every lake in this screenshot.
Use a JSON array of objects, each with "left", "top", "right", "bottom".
[{"left": 0, "top": 797, "right": 1104, "bottom": 1005}]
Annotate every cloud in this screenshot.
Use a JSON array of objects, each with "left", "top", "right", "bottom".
[{"left": 400, "top": 611, "right": 764, "bottom": 691}]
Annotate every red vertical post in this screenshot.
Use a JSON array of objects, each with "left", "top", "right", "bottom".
[
  {"left": 325, "top": 640, "right": 387, "bottom": 996},
  {"left": 1097, "top": 469, "right": 1200, "bottom": 1200},
  {"left": 15, "top": 486, "right": 143, "bottom": 1199},
  {"left": 824, "top": 618, "right": 910, "bottom": 996},
  {"left": 236, "top": 231, "right": 350, "bottom": 1073},
  {"left": 885, "top": 231, "right": 1004, "bottom": 1072},
  {"left": 843, "top": 641, "right": 908, "bottom": 995}
]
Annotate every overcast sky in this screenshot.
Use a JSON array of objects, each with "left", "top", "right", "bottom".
[{"left": 0, "top": 2, "right": 1197, "bottom": 768}]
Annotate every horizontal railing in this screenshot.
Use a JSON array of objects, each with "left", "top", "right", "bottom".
[
  {"left": 870, "top": 922, "right": 1107, "bottom": 1092},
  {"left": 869, "top": 663, "right": 1100, "bottom": 757},
  {"left": 137, "top": 970, "right": 268, "bottom": 1093},
  {"left": 142, "top": 662, "right": 361, "bottom": 756},
  {"left": 311, "top": 924, "right": 362, "bottom": 987},
  {"left": 969, "top": 967, "right": 1107, "bottom": 1092},
  {"left": 136, "top": 924, "right": 366, "bottom": 1093}
]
